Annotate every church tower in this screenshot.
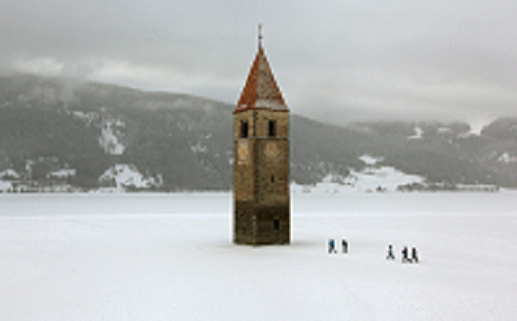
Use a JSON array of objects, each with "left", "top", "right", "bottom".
[{"left": 233, "top": 28, "right": 290, "bottom": 245}]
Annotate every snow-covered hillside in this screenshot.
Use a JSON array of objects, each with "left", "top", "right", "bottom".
[
  {"left": 1, "top": 193, "right": 516, "bottom": 320},
  {"left": 98, "top": 118, "right": 126, "bottom": 155},
  {"left": 99, "top": 164, "right": 163, "bottom": 190},
  {"left": 292, "top": 154, "right": 426, "bottom": 194}
]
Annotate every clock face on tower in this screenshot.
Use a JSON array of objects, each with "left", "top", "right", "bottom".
[
  {"left": 237, "top": 140, "right": 249, "bottom": 164},
  {"left": 264, "top": 142, "right": 280, "bottom": 161}
]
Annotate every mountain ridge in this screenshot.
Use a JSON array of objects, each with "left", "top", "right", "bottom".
[{"left": 0, "top": 73, "right": 516, "bottom": 192}]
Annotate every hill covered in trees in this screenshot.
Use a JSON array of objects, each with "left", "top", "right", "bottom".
[{"left": 1, "top": 74, "right": 516, "bottom": 192}]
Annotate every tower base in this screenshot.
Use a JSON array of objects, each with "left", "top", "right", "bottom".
[{"left": 234, "top": 202, "right": 290, "bottom": 245}]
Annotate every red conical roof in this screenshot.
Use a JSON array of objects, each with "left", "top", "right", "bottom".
[{"left": 234, "top": 46, "right": 288, "bottom": 114}]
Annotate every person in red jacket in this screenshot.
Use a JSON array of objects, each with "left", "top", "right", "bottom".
[{"left": 402, "top": 246, "right": 410, "bottom": 263}]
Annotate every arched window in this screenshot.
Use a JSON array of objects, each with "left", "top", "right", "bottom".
[
  {"left": 240, "top": 121, "right": 248, "bottom": 138},
  {"left": 268, "top": 120, "right": 276, "bottom": 137}
]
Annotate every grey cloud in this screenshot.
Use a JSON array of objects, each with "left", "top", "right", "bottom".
[{"left": 1, "top": 0, "right": 517, "bottom": 126}]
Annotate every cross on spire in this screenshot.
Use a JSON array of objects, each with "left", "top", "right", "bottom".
[{"left": 258, "top": 24, "right": 263, "bottom": 48}]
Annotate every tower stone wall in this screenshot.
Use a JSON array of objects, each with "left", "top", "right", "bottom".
[{"left": 233, "top": 42, "right": 290, "bottom": 245}]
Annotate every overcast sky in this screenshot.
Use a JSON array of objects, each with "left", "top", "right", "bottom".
[{"left": 2, "top": 1, "right": 517, "bottom": 128}]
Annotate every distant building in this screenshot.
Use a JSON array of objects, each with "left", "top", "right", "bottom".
[{"left": 233, "top": 28, "right": 290, "bottom": 245}]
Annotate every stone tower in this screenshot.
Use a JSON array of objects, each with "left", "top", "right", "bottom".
[{"left": 233, "top": 31, "right": 290, "bottom": 245}]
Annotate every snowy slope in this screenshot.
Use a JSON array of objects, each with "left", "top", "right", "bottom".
[
  {"left": 0, "top": 193, "right": 516, "bottom": 320},
  {"left": 292, "top": 155, "right": 425, "bottom": 194},
  {"left": 99, "top": 164, "right": 163, "bottom": 190}
]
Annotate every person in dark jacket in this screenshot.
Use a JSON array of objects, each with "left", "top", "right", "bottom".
[
  {"left": 342, "top": 239, "right": 348, "bottom": 254},
  {"left": 411, "top": 247, "right": 419, "bottom": 263}
]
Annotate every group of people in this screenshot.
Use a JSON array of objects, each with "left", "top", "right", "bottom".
[
  {"left": 327, "top": 240, "right": 420, "bottom": 264},
  {"left": 387, "top": 244, "right": 419, "bottom": 263},
  {"left": 328, "top": 238, "right": 348, "bottom": 254}
]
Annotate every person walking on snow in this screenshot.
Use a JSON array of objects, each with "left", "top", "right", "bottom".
[
  {"left": 342, "top": 239, "right": 348, "bottom": 254},
  {"left": 386, "top": 244, "right": 395, "bottom": 260},
  {"left": 328, "top": 239, "right": 337, "bottom": 254},
  {"left": 411, "top": 247, "right": 419, "bottom": 263},
  {"left": 402, "top": 246, "right": 410, "bottom": 263}
]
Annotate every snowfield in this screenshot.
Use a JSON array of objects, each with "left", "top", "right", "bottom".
[{"left": 1, "top": 192, "right": 517, "bottom": 320}]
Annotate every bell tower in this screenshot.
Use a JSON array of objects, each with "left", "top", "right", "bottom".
[{"left": 233, "top": 27, "right": 290, "bottom": 245}]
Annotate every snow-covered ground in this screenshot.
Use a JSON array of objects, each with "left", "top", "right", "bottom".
[{"left": 1, "top": 192, "right": 516, "bottom": 320}]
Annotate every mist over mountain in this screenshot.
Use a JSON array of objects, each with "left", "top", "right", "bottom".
[{"left": 0, "top": 74, "right": 516, "bottom": 192}]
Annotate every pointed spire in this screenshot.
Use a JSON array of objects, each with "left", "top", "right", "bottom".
[{"left": 234, "top": 29, "right": 288, "bottom": 114}]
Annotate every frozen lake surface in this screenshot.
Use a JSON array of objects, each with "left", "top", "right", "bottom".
[{"left": 1, "top": 192, "right": 516, "bottom": 320}]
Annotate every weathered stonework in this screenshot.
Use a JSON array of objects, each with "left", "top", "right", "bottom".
[{"left": 233, "top": 43, "right": 290, "bottom": 246}]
